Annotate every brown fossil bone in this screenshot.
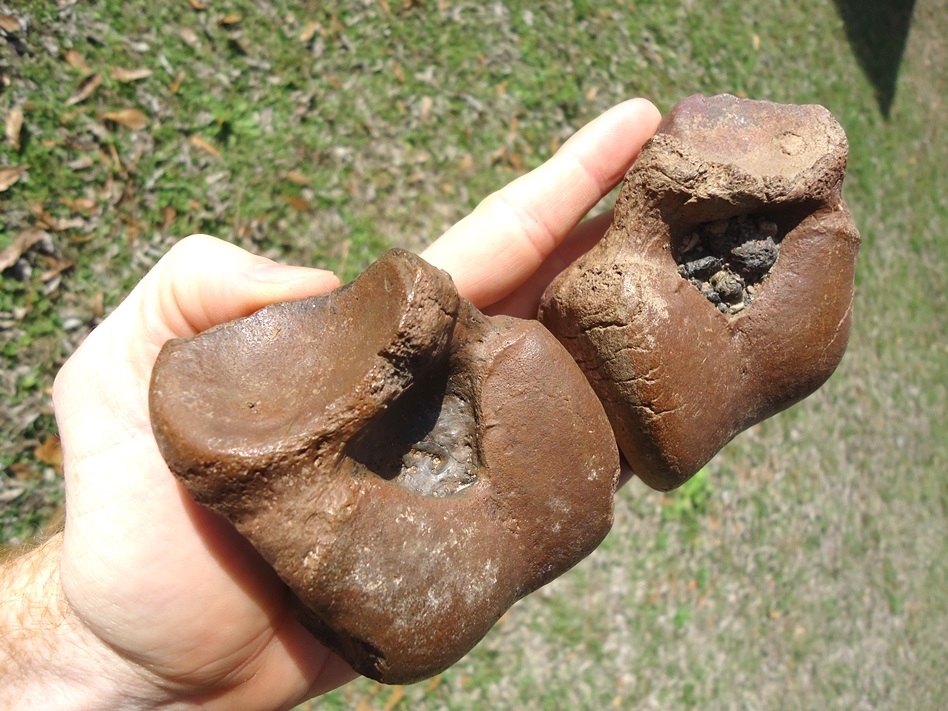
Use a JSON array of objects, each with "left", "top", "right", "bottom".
[
  {"left": 149, "top": 248, "right": 618, "bottom": 684},
  {"left": 539, "top": 93, "right": 861, "bottom": 492}
]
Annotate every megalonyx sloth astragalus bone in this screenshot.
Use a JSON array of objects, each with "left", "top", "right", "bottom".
[
  {"left": 540, "top": 93, "right": 861, "bottom": 491},
  {"left": 149, "top": 248, "right": 619, "bottom": 684},
  {"left": 149, "top": 94, "right": 860, "bottom": 684}
]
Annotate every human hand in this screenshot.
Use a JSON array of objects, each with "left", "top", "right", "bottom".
[
  {"left": 422, "top": 97, "right": 661, "bottom": 317},
  {"left": 1, "top": 98, "right": 659, "bottom": 711}
]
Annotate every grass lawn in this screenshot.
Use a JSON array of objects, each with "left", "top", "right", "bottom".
[{"left": 1, "top": 0, "right": 945, "bottom": 708}]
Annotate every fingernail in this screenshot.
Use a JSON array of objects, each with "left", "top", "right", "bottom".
[{"left": 252, "top": 262, "right": 336, "bottom": 284}]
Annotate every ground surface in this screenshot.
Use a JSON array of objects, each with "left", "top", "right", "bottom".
[{"left": 1, "top": 1, "right": 945, "bottom": 709}]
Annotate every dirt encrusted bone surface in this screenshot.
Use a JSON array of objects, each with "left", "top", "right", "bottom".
[
  {"left": 677, "top": 214, "right": 781, "bottom": 314},
  {"left": 149, "top": 249, "right": 618, "bottom": 684},
  {"left": 539, "top": 93, "right": 861, "bottom": 492}
]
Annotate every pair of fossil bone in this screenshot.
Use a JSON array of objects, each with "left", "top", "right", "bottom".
[{"left": 149, "top": 95, "right": 860, "bottom": 684}]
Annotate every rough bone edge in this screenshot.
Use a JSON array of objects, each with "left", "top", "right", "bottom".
[
  {"left": 149, "top": 248, "right": 619, "bottom": 684},
  {"left": 538, "top": 93, "right": 861, "bottom": 492}
]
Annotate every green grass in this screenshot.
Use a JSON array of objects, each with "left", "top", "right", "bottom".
[{"left": 2, "top": 0, "right": 946, "bottom": 708}]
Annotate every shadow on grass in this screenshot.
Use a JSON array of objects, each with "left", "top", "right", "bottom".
[{"left": 834, "top": 0, "right": 917, "bottom": 118}]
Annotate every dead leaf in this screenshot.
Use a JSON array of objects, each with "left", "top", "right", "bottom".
[
  {"left": 419, "top": 95, "right": 433, "bottom": 121},
  {"left": 68, "top": 232, "right": 97, "bottom": 244},
  {"left": 0, "top": 13, "right": 21, "bottom": 33},
  {"left": 103, "top": 108, "right": 149, "bottom": 130},
  {"left": 285, "top": 170, "right": 310, "bottom": 186},
  {"left": 121, "top": 214, "right": 143, "bottom": 244},
  {"left": 218, "top": 13, "right": 242, "bottom": 26},
  {"left": 91, "top": 292, "right": 104, "bottom": 319},
  {"left": 391, "top": 60, "right": 405, "bottom": 84},
  {"left": 180, "top": 27, "right": 200, "bottom": 48},
  {"left": 6, "top": 107, "right": 23, "bottom": 150},
  {"left": 29, "top": 203, "right": 85, "bottom": 232},
  {"left": 300, "top": 20, "right": 321, "bottom": 43},
  {"left": 64, "top": 49, "right": 91, "bottom": 74},
  {"left": 170, "top": 70, "right": 185, "bottom": 94},
  {"left": 161, "top": 205, "right": 177, "bottom": 229},
  {"left": 39, "top": 259, "right": 75, "bottom": 283},
  {"left": 189, "top": 134, "right": 221, "bottom": 158},
  {"left": 284, "top": 195, "right": 311, "bottom": 212},
  {"left": 0, "top": 165, "right": 27, "bottom": 192},
  {"left": 63, "top": 196, "right": 97, "bottom": 213},
  {"left": 29, "top": 203, "right": 53, "bottom": 227},
  {"left": 110, "top": 66, "right": 153, "bottom": 83},
  {"left": 67, "top": 155, "right": 95, "bottom": 171},
  {"left": 0, "top": 229, "right": 46, "bottom": 271},
  {"left": 33, "top": 435, "right": 63, "bottom": 470},
  {"left": 65, "top": 73, "right": 102, "bottom": 106},
  {"left": 8, "top": 462, "right": 35, "bottom": 480},
  {"left": 188, "top": 0, "right": 208, "bottom": 9}
]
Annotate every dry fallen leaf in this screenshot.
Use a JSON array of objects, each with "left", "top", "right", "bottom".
[
  {"left": 299, "top": 20, "right": 322, "bottom": 43},
  {"left": 218, "top": 13, "right": 242, "bottom": 26},
  {"left": 6, "top": 107, "right": 23, "bottom": 150},
  {"left": 170, "top": 70, "right": 185, "bottom": 94},
  {"left": 284, "top": 195, "right": 311, "bottom": 212},
  {"left": 63, "top": 196, "right": 97, "bottom": 213},
  {"left": 33, "top": 435, "right": 64, "bottom": 471},
  {"left": 188, "top": 0, "right": 208, "bottom": 9},
  {"left": 190, "top": 134, "right": 221, "bottom": 158},
  {"left": 161, "top": 205, "right": 177, "bottom": 229},
  {"left": 103, "top": 108, "right": 150, "bottom": 130},
  {"left": 391, "top": 60, "right": 405, "bottom": 84},
  {"left": 64, "top": 49, "right": 91, "bottom": 74},
  {"left": 39, "top": 259, "right": 75, "bottom": 283},
  {"left": 285, "top": 170, "right": 310, "bottom": 186},
  {"left": 180, "top": 27, "right": 200, "bottom": 48},
  {"left": 0, "top": 229, "right": 47, "bottom": 271},
  {"left": 30, "top": 203, "right": 86, "bottom": 232},
  {"left": 67, "top": 155, "right": 95, "bottom": 171},
  {"left": 8, "top": 462, "right": 34, "bottom": 481},
  {"left": 0, "top": 13, "right": 21, "bottom": 33},
  {"left": 419, "top": 95, "right": 434, "bottom": 121},
  {"left": 111, "top": 66, "right": 154, "bottom": 83},
  {"left": 91, "top": 291, "right": 105, "bottom": 319},
  {"left": 65, "top": 73, "right": 102, "bottom": 106},
  {"left": 0, "top": 164, "right": 27, "bottom": 192}
]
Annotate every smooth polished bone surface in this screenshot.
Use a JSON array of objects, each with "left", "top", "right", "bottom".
[
  {"left": 539, "top": 93, "right": 861, "bottom": 491},
  {"left": 149, "top": 249, "right": 619, "bottom": 684}
]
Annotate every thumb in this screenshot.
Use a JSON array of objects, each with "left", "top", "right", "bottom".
[
  {"left": 54, "top": 235, "right": 340, "bottom": 458},
  {"left": 129, "top": 234, "right": 340, "bottom": 348}
]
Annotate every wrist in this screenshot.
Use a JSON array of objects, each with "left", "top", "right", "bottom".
[{"left": 0, "top": 534, "right": 170, "bottom": 711}]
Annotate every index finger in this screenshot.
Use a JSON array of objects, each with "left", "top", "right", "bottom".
[{"left": 421, "top": 98, "right": 662, "bottom": 308}]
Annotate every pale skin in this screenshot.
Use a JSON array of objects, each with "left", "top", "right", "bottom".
[{"left": 0, "top": 98, "right": 661, "bottom": 711}]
